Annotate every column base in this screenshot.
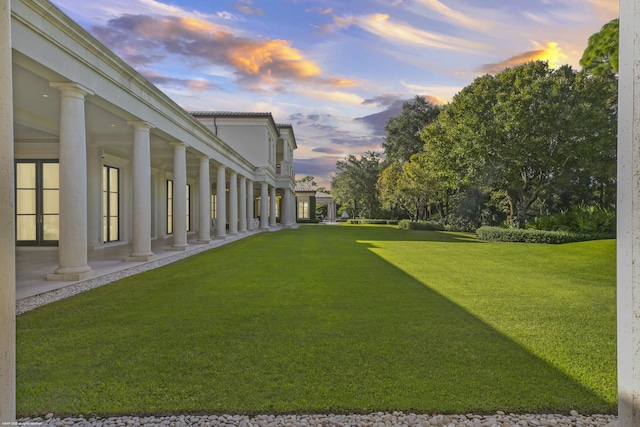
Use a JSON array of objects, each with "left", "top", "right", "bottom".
[
  {"left": 197, "top": 238, "right": 211, "bottom": 244},
  {"left": 47, "top": 266, "right": 96, "bottom": 282},
  {"left": 168, "top": 244, "right": 189, "bottom": 251},
  {"left": 124, "top": 253, "right": 156, "bottom": 262}
]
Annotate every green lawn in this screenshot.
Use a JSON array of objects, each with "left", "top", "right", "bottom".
[{"left": 16, "top": 224, "right": 617, "bottom": 417}]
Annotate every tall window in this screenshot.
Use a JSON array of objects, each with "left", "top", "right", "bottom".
[
  {"left": 298, "top": 200, "right": 309, "bottom": 219},
  {"left": 102, "top": 165, "right": 119, "bottom": 242},
  {"left": 15, "top": 160, "right": 59, "bottom": 246},
  {"left": 186, "top": 184, "right": 191, "bottom": 231},
  {"left": 211, "top": 194, "right": 216, "bottom": 219},
  {"left": 167, "top": 180, "right": 173, "bottom": 234}
]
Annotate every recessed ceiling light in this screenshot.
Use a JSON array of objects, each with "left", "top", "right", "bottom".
[{"left": 42, "top": 94, "right": 48, "bottom": 98}]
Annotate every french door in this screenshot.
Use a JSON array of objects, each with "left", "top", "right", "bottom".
[{"left": 15, "top": 160, "right": 59, "bottom": 246}]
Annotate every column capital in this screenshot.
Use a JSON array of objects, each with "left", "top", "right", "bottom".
[
  {"left": 169, "top": 141, "right": 188, "bottom": 149},
  {"left": 49, "top": 81, "right": 94, "bottom": 97},
  {"left": 197, "top": 154, "right": 211, "bottom": 161},
  {"left": 127, "top": 120, "right": 155, "bottom": 130}
]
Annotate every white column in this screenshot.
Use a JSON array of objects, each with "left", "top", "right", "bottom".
[
  {"left": 270, "top": 186, "right": 277, "bottom": 227},
  {"left": 0, "top": 0, "right": 15, "bottom": 419},
  {"left": 239, "top": 176, "right": 247, "bottom": 233},
  {"left": 47, "top": 82, "right": 95, "bottom": 281},
  {"left": 618, "top": 3, "right": 640, "bottom": 425},
  {"left": 216, "top": 165, "right": 226, "bottom": 238},
  {"left": 170, "top": 142, "right": 188, "bottom": 250},
  {"left": 290, "top": 191, "right": 296, "bottom": 224},
  {"left": 282, "top": 189, "right": 291, "bottom": 227},
  {"left": 197, "top": 156, "right": 211, "bottom": 243},
  {"left": 228, "top": 171, "right": 238, "bottom": 235},
  {"left": 247, "top": 179, "right": 254, "bottom": 230},
  {"left": 125, "top": 121, "right": 155, "bottom": 261},
  {"left": 260, "top": 182, "right": 269, "bottom": 229},
  {"left": 87, "top": 145, "right": 102, "bottom": 248}
]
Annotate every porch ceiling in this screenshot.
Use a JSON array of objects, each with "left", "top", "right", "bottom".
[{"left": 11, "top": 61, "right": 190, "bottom": 171}]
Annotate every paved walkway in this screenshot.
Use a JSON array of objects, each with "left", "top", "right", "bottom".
[{"left": 16, "top": 228, "right": 277, "bottom": 302}]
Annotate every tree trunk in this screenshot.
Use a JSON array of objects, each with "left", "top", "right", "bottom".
[
  {"left": 507, "top": 194, "right": 516, "bottom": 227},
  {"left": 517, "top": 203, "right": 527, "bottom": 229}
]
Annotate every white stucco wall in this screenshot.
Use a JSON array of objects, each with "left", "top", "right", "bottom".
[
  {"left": 0, "top": 0, "right": 15, "bottom": 420},
  {"left": 617, "top": 1, "right": 640, "bottom": 425}
]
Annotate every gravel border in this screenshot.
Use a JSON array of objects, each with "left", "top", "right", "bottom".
[
  {"left": 16, "top": 233, "right": 254, "bottom": 315},
  {"left": 15, "top": 411, "right": 618, "bottom": 426}
]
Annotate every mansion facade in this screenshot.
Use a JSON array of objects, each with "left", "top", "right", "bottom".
[{"left": 10, "top": 0, "right": 298, "bottom": 282}]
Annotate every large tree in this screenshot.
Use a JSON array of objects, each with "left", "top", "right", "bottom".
[
  {"left": 378, "top": 154, "right": 445, "bottom": 221},
  {"left": 382, "top": 96, "right": 440, "bottom": 163},
  {"left": 331, "top": 152, "right": 382, "bottom": 218},
  {"left": 421, "top": 61, "right": 616, "bottom": 228},
  {"left": 580, "top": 18, "right": 619, "bottom": 77}
]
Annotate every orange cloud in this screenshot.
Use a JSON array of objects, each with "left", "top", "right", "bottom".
[
  {"left": 228, "top": 39, "right": 321, "bottom": 76},
  {"left": 91, "top": 14, "right": 354, "bottom": 90},
  {"left": 477, "top": 42, "right": 568, "bottom": 75}
]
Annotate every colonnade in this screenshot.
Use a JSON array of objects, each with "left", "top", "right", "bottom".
[{"left": 33, "top": 91, "right": 295, "bottom": 278}]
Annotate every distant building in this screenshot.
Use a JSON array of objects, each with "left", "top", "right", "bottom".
[{"left": 294, "top": 189, "right": 336, "bottom": 222}]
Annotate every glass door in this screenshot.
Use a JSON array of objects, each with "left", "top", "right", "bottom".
[{"left": 15, "top": 160, "right": 59, "bottom": 246}]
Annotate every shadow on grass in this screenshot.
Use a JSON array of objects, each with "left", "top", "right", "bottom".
[{"left": 16, "top": 225, "right": 615, "bottom": 416}]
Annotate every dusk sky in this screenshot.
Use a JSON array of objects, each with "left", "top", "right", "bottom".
[{"left": 49, "top": 0, "right": 619, "bottom": 188}]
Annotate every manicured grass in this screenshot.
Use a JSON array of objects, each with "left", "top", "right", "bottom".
[{"left": 16, "top": 225, "right": 616, "bottom": 417}]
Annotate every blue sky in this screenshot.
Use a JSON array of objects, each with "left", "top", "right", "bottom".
[{"left": 50, "top": 0, "right": 618, "bottom": 188}]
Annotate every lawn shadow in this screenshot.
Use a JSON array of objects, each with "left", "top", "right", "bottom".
[{"left": 15, "top": 224, "right": 615, "bottom": 416}]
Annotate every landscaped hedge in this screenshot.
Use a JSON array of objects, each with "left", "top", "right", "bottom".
[
  {"left": 398, "top": 220, "right": 445, "bottom": 231},
  {"left": 346, "top": 219, "right": 399, "bottom": 225},
  {"left": 296, "top": 219, "right": 320, "bottom": 224},
  {"left": 475, "top": 226, "right": 598, "bottom": 244}
]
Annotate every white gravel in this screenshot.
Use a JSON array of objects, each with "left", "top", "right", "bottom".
[{"left": 15, "top": 411, "right": 618, "bottom": 426}]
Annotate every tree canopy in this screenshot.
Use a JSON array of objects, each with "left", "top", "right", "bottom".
[
  {"left": 331, "top": 152, "right": 382, "bottom": 218},
  {"left": 382, "top": 96, "right": 440, "bottom": 163},
  {"left": 421, "top": 61, "right": 616, "bottom": 228},
  {"left": 580, "top": 18, "right": 619, "bottom": 77}
]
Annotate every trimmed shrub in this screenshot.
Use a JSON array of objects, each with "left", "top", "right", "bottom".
[
  {"left": 296, "top": 219, "right": 320, "bottom": 224},
  {"left": 398, "top": 220, "right": 445, "bottom": 231},
  {"left": 475, "top": 226, "right": 600, "bottom": 244},
  {"left": 347, "top": 219, "right": 399, "bottom": 225}
]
